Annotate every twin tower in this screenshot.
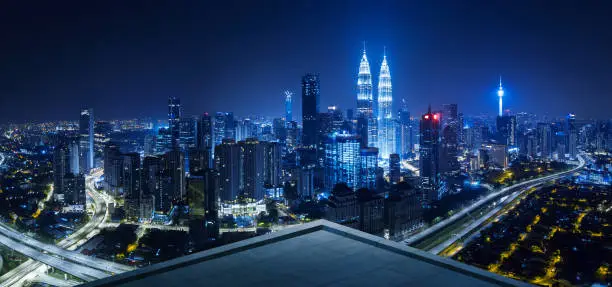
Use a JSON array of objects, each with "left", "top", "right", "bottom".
[{"left": 356, "top": 46, "right": 394, "bottom": 160}]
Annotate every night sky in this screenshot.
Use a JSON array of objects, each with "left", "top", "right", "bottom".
[{"left": 1, "top": 1, "right": 611, "bottom": 123}]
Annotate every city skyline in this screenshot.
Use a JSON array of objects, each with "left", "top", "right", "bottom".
[{"left": 2, "top": 1, "right": 612, "bottom": 123}]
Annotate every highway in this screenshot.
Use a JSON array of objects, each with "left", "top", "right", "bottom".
[
  {"left": 405, "top": 154, "right": 586, "bottom": 248},
  {"left": 0, "top": 170, "right": 133, "bottom": 286},
  {"left": 0, "top": 230, "right": 109, "bottom": 281}
]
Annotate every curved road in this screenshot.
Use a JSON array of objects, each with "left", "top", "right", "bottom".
[
  {"left": 405, "top": 154, "right": 585, "bottom": 246},
  {"left": 0, "top": 171, "right": 133, "bottom": 286}
]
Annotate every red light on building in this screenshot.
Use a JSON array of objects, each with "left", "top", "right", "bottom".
[
  {"left": 433, "top": 114, "right": 439, "bottom": 120},
  {"left": 424, "top": 115, "right": 429, "bottom": 120}
]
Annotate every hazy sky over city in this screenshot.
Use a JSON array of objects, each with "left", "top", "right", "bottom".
[{"left": 1, "top": 0, "right": 611, "bottom": 123}]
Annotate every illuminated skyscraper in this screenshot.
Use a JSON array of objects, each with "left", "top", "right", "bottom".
[
  {"left": 419, "top": 106, "right": 441, "bottom": 205},
  {"left": 497, "top": 77, "right": 504, "bottom": 117},
  {"left": 356, "top": 45, "right": 376, "bottom": 148},
  {"left": 301, "top": 73, "right": 320, "bottom": 147},
  {"left": 377, "top": 50, "right": 394, "bottom": 159},
  {"left": 324, "top": 133, "right": 361, "bottom": 190},
  {"left": 397, "top": 99, "right": 412, "bottom": 159},
  {"left": 168, "top": 97, "right": 181, "bottom": 149},
  {"left": 214, "top": 139, "right": 240, "bottom": 201},
  {"left": 566, "top": 114, "right": 577, "bottom": 159},
  {"left": 285, "top": 90, "right": 293, "bottom": 122},
  {"left": 79, "top": 108, "right": 94, "bottom": 172}
]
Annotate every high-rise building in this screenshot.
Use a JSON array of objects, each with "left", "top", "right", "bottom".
[
  {"left": 187, "top": 169, "right": 220, "bottom": 240},
  {"left": 496, "top": 115, "right": 517, "bottom": 147},
  {"left": 162, "top": 150, "right": 186, "bottom": 201},
  {"left": 566, "top": 114, "right": 578, "bottom": 159},
  {"left": 179, "top": 116, "right": 198, "bottom": 151},
  {"left": 537, "top": 123, "right": 552, "bottom": 159},
  {"left": 156, "top": 128, "right": 172, "bottom": 154},
  {"left": 301, "top": 73, "right": 320, "bottom": 147},
  {"left": 397, "top": 99, "right": 412, "bottom": 159},
  {"left": 324, "top": 133, "right": 361, "bottom": 190},
  {"left": 389, "top": 153, "right": 400, "bottom": 184},
  {"left": 272, "top": 118, "right": 287, "bottom": 142},
  {"left": 419, "top": 107, "right": 441, "bottom": 204},
  {"left": 377, "top": 51, "right": 394, "bottom": 159},
  {"left": 79, "top": 108, "right": 94, "bottom": 173},
  {"left": 297, "top": 166, "right": 315, "bottom": 199},
  {"left": 62, "top": 173, "right": 86, "bottom": 206},
  {"left": 122, "top": 153, "right": 141, "bottom": 199},
  {"left": 285, "top": 90, "right": 293, "bottom": 122},
  {"left": 497, "top": 77, "right": 504, "bottom": 117},
  {"left": 441, "top": 104, "right": 459, "bottom": 173},
  {"left": 197, "top": 113, "right": 213, "bottom": 168},
  {"left": 53, "top": 144, "right": 70, "bottom": 198},
  {"left": 213, "top": 112, "right": 235, "bottom": 148},
  {"left": 239, "top": 138, "right": 265, "bottom": 200},
  {"left": 263, "top": 142, "right": 281, "bottom": 187},
  {"left": 359, "top": 147, "right": 378, "bottom": 190},
  {"left": 103, "top": 142, "right": 123, "bottom": 196},
  {"left": 168, "top": 97, "right": 181, "bottom": 149},
  {"left": 286, "top": 121, "right": 299, "bottom": 152},
  {"left": 214, "top": 139, "right": 241, "bottom": 201},
  {"left": 356, "top": 47, "right": 376, "bottom": 148}
]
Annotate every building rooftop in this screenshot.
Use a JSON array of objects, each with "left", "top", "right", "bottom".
[{"left": 83, "top": 220, "right": 529, "bottom": 287}]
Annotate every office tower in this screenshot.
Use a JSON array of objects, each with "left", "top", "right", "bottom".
[
  {"left": 168, "top": 97, "right": 181, "bottom": 149},
  {"left": 566, "top": 114, "right": 577, "bottom": 159},
  {"left": 441, "top": 104, "right": 459, "bottom": 173},
  {"left": 197, "top": 113, "right": 213, "bottom": 150},
  {"left": 324, "top": 133, "right": 361, "bottom": 190},
  {"left": 62, "top": 173, "right": 86, "bottom": 206},
  {"left": 142, "top": 156, "right": 161, "bottom": 198},
  {"left": 301, "top": 73, "right": 320, "bottom": 147},
  {"left": 419, "top": 107, "right": 440, "bottom": 204},
  {"left": 272, "top": 118, "right": 287, "bottom": 142},
  {"left": 187, "top": 169, "right": 220, "bottom": 240},
  {"left": 123, "top": 152, "right": 141, "bottom": 219},
  {"left": 377, "top": 51, "right": 394, "bottom": 159},
  {"left": 359, "top": 147, "right": 378, "bottom": 190},
  {"left": 497, "top": 77, "right": 504, "bottom": 117},
  {"left": 162, "top": 149, "right": 186, "bottom": 201},
  {"left": 224, "top": 112, "right": 236, "bottom": 141},
  {"left": 214, "top": 139, "right": 241, "bottom": 201},
  {"left": 179, "top": 116, "right": 198, "bottom": 151},
  {"left": 144, "top": 133, "right": 156, "bottom": 156},
  {"left": 398, "top": 100, "right": 412, "bottom": 159},
  {"left": 537, "top": 123, "right": 552, "bottom": 159},
  {"left": 213, "top": 112, "right": 235, "bottom": 147},
  {"left": 67, "top": 137, "right": 80, "bottom": 174},
  {"left": 356, "top": 46, "right": 376, "bottom": 148},
  {"left": 496, "top": 115, "right": 517, "bottom": 146},
  {"left": 103, "top": 142, "right": 123, "bottom": 196},
  {"left": 122, "top": 153, "right": 141, "bottom": 198},
  {"left": 389, "top": 153, "right": 400, "bottom": 184},
  {"left": 197, "top": 113, "right": 213, "bottom": 168},
  {"left": 239, "top": 138, "right": 265, "bottom": 200},
  {"left": 285, "top": 90, "right": 293, "bottom": 122},
  {"left": 79, "top": 108, "right": 94, "bottom": 173},
  {"left": 286, "top": 121, "right": 299, "bottom": 152},
  {"left": 297, "top": 166, "right": 315, "bottom": 199},
  {"left": 53, "top": 145, "right": 70, "bottom": 197},
  {"left": 263, "top": 142, "right": 281, "bottom": 187},
  {"left": 156, "top": 128, "right": 172, "bottom": 154}
]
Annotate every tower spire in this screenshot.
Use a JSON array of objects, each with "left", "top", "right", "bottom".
[
  {"left": 383, "top": 46, "right": 386, "bottom": 59},
  {"left": 497, "top": 75, "right": 505, "bottom": 117},
  {"left": 363, "top": 41, "right": 366, "bottom": 55}
]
